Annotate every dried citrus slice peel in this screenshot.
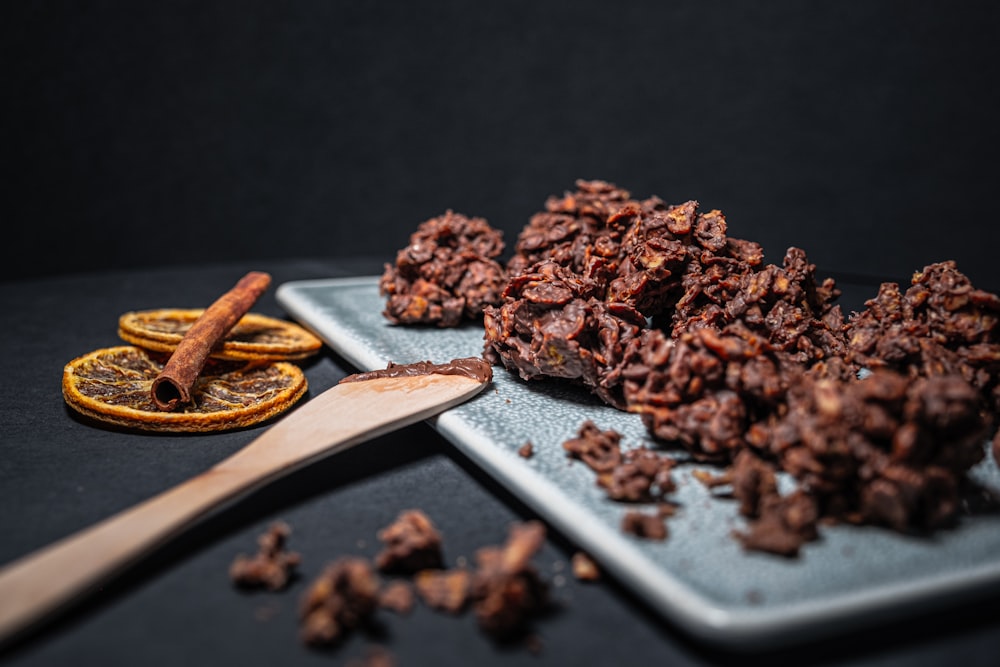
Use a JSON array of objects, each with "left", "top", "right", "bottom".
[
  {"left": 117, "top": 309, "right": 322, "bottom": 361},
  {"left": 63, "top": 346, "right": 308, "bottom": 433}
]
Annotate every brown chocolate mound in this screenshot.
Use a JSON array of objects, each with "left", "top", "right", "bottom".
[{"left": 380, "top": 210, "right": 507, "bottom": 327}]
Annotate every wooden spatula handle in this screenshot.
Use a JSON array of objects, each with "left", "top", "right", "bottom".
[
  {"left": 0, "top": 372, "right": 487, "bottom": 647},
  {"left": 0, "top": 465, "right": 257, "bottom": 643}
]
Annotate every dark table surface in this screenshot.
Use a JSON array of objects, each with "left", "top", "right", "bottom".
[{"left": 2, "top": 259, "right": 999, "bottom": 667}]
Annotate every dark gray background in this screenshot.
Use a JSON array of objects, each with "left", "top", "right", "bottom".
[{"left": 3, "top": 1, "right": 998, "bottom": 290}]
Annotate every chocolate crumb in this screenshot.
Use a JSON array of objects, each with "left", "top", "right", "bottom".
[
  {"left": 563, "top": 420, "right": 623, "bottom": 473},
  {"left": 571, "top": 552, "right": 600, "bottom": 581},
  {"left": 414, "top": 568, "right": 471, "bottom": 614},
  {"left": 299, "top": 557, "right": 380, "bottom": 647},
  {"left": 378, "top": 580, "right": 415, "bottom": 615},
  {"left": 518, "top": 441, "right": 534, "bottom": 458},
  {"left": 346, "top": 646, "right": 397, "bottom": 667},
  {"left": 471, "top": 521, "right": 550, "bottom": 639},
  {"left": 229, "top": 521, "right": 301, "bottom": 592},
  {"left": 621, "top": 510, "right": 668, "bottom": 541},
  {"left": 375, "top": 510, "right": 444, "bottom": 574}
]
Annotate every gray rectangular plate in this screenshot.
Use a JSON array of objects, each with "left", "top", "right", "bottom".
[{"left": 277, "top": 276, "right": 1000, "bottom": 649}]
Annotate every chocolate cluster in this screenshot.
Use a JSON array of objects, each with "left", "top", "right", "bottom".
[
  {"left": 382, "top": 179, "right": 1000, "bottom": 556},
  {"left": 380, "top": 210, "right": 507, "bottom": 327}
]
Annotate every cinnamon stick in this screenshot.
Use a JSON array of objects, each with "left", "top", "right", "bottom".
[{"left": 151, "top": 271, "right": 272, "bottom": 411}]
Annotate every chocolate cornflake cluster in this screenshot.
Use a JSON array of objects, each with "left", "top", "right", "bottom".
[
  {"left": 380, "top": 210, "right": 507, "bottom": 327},
  {"left": 482, "top": 181, "right": 838, "bottom": 408},
  {"left": 482, "top": 260, "right": 647, "bottom": 408},
  {"left": 621, "top": 326, "right": 794, "bottom": 463},
  {"left": 505, "top": 179, "right": 639, "bottom": 279},
  {"left": 229, "top": 521, "right": 301, "bottom": 591},
  {"left": 384, "top": 179, "right": 1000, "bottom": 557},
  {"left": 845, "top": 261, "right": 1000, "bottom": 416},
  {"left": 562, "top": 421, "right": 679, "bottom": 541},
  {"left": 764, "top": 370, "right": 986, "bottom": 531}
]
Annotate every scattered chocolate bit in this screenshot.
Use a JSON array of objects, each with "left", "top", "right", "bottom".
[
  {"left": 597, "top": 446, "right": 676, "bottom": 503},
  {"left": 563, "top": 420, "right": 623, "bottom": 473},
  {"left": 299, "top": 557, "right": 380, "bottom": 647},
  {"left": 657, "top": 502, "right": 680, "bottom": 518},
  {"left": 728, "top": 449, "right": 779, "bottom": 519},
  {"left": 377, "top": 580, "right": 415, "bottom": 615},
  {"left": 470, "top": 521, "right": 550, "bottom": 638},
  {"left": 621, "top": 510, "right": 668, "bottom": 541},
  {"left": 571, "top": 552, "right": 600, "bottom": 581},
  {"left": 563, "top": 422, "right": 680, "bottom": 529},
  {"left": 691, "top": 467, "right": 732, "bottom": 490},
  {"left": 375, "top": 510, "right": 445, "bottom": 574},
  {"left": 518, "top": 441, "right": 534, "bottom": 458},
  {"left": 414, "top": 569, "right": 471, "bottom": 614},
  {"left": 346, "top": 646, "right": 397, "bottom": 667},
  {"left": 733, "top": 489, "right": 819, "bottom": 558},
  {"left": 229, "top": 521, "right": 301, "bottom": 591},
  {"left": 230, "top": 515, "right": 559, "bottom": 656},
  {"left": 380, "top": 210, "right": 507, "bottom": 327}
]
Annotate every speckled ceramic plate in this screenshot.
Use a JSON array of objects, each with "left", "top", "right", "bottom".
[{"left": 276, "top": 276, "right": 1000, "bottom": 649}]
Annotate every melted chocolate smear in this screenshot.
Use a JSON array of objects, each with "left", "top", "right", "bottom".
[{"left": 340, "top": 357, "right": 493, "bottom": 385}]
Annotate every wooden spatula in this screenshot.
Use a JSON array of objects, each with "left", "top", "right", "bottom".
[{"left": 0, "top": 368, "right": 489, "bottom": 646}]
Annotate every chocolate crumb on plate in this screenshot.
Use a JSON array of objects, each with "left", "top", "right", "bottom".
[{"left": 621, "top": 510, "right": 668, "bottom": 541}]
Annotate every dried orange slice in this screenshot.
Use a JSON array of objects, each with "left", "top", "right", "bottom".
[
  {"left": 63, "top": 346, "right": 308, "bottom": 432},
  {"left": 117, "top": 309, "right": 322, "bottom": 361}
]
